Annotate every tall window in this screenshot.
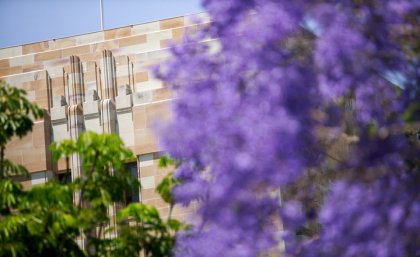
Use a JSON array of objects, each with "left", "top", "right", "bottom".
[{"left": 125, "top": 162, "right": 140, "bottom": 204}]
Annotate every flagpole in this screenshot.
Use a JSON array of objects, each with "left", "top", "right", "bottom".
[{"left": 100, "top": 0, "right": 104, "bottom": 30}]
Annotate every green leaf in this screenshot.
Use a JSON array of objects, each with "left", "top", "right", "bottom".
[
  {"left": 167, "top": 219, "right": 182, "bottom": 231},
  {"left": 156, "top": 173, "right": 180, "bottom": 204},
  {"left": 158, "top": 154, "right": 176, "bottom": 168},
  {"left": 367, "top": 121, "right": 378, "bottom": 137}
]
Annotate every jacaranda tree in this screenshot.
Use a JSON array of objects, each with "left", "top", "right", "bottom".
[{"left": 157, "top": 1, "right": 420, "bottom": 256}]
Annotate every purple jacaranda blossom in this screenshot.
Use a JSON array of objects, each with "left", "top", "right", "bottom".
[
  {"left": 156, "top": 0, "right": 420, "bottom": 256},
  {"left": 295, "top": 175, "right": 420, "bottom": 257}
]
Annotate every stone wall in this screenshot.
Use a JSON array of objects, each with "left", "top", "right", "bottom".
[{"left": 0, "top": 12, "right": 211, "bottom": 219}]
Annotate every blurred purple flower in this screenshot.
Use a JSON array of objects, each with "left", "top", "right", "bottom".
[{"left": 156, "top": 0, "right": 420, "bottom": 256}]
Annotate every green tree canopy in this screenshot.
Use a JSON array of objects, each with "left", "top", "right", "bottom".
[{"left": 0, "top": 81, "right": 185, "bottom": 257}]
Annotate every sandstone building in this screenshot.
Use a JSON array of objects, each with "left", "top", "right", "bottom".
[{"left": 0, "top": 13, "right": 213, "bottom": 221}]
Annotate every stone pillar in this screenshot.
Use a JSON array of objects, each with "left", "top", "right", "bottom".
[
  {"left": 83, "top": 89, "right": 101, "bottom": 133},
  {"left": 66, "top": 55, "right": 86, "bottom": 180},
  {"left": 99, "top": 98, "right": 119, "bottom": 238},
  {"left": 51, "top": 95, "right": 71, "bottom": 171},
  {"left": 51, "top": 95, "right": 69, "bottom": 140},
  {"left": 101, "top": 50, "right": 117, "bottom": 100},
  {"left": 67, "top": 104, "right": 84, "bottom": 180},
  {"left": 100, "top": 99, "right": 117, "bottom": 134},
  {"left": 67, "top": 103, "right": 86, "bottom": 250},
  {"left": 69, "top": 56, "right": 85, "bottom": 105},
  {"left": 116, "top": 85, "right": 134, "bottom": 148}
]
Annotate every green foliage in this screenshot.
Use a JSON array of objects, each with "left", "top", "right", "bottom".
[
  {"left": 157, "top": 155, "right": 181, "bottom": 205},
  {"left": 51, "top": 132, "right": 139, "bottom": 211},
  {"left": 0, "top": 80, "right": 42, "bottom": 180},
  {"left": 156, "top": 173, "right": 180, "bottom": 205},
  {"left": 1, "top": 132, "right": 186, "bottom": 257},
  {"left": 367, "top": 121, "right": 378, "bottom": 137},
  {"left": 2, "top": 182, "right": 82, "bottom": 257},
  {"left": 108, "top": 203, "right": 183, "bottom": 257},
  {"left": 2, "top": 160, "right": 29, "bottom": 178},
  {"left": 158, "top": 154, "right": 178, "bottom": 168},
  {"left": 0, "top": 179, "right": 23, "bottom": 212},
  {"left": 0, "top": 82, "right": 82, "bottom": 257},
  {"left": 0, "top": 83, "right": 186, "bottom": 256},
  {"left": 0, "top": 80, "right": 43, "bottom": 147}
]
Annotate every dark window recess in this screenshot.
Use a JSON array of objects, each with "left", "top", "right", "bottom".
[
  {"left": 125, "top": 163, "right": 140, "bottom": 204},
  {"left": 57, "top": 172, "right": 72, "bottom": 184}
]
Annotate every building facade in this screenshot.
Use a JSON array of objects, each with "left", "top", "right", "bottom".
[{"left": 0, "top": 13, "right": 213, "bottom": 221}]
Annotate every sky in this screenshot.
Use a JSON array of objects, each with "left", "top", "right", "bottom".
[{"left": 0, "top": 0, "right": 203, "bottom": 48}]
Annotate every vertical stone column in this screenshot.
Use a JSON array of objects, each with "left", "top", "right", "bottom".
[
  {"left": 84, "top": 89, "right": 101, "bottom": 133},
  {"left": 99, "top": 98, "right": 119, "bottom": 238},
  {"left": 67, "top": 103, "right": 88, "bottom": 250},
  {"left": 116, "top": 85, "right": 134, "bottom": 148},
  {"left": 69, "top": 56, "right": 85, "bottom": 105},
  {"left": 67, "top": 56, "right": 86, "bottom": 179},
  {"left": 100, "top": 50, "right": 120, "bottom": 238},
  {"left": 51, "top": 96, "right": 69, "bottom": 139},
  {"left": 51, "top": 95, "right": 70, "bottom": 172},
  {"left": 66, "top": 56, "right": 87, "bottom": 249},
  {"left": 100, "top": 99, "right": 117, "bottom": 134},
  {"left": 68, "top": 104, "right": 84, "bottom": 179},
  {"left": 46, "top": 71, "right": 53, "bottom": 112},
  {"left": 125, "top": 57, "right": 135, "bottom": 94},
  {"left": 101, "top": 50, "right": 117, "bottom": 100},
  {"left": 94, "top": 63, "right": 103, "bottom": 100}
]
